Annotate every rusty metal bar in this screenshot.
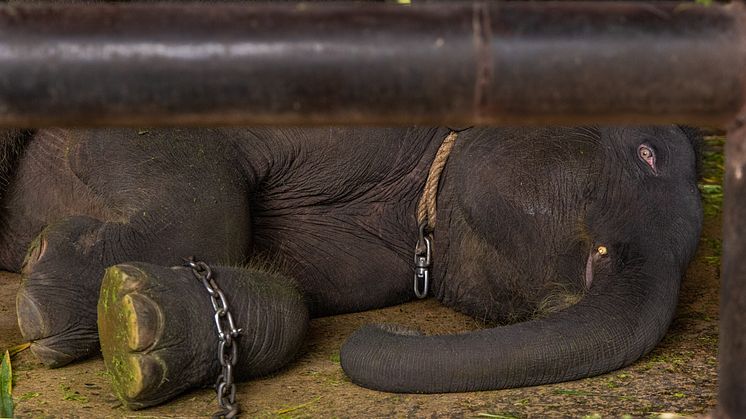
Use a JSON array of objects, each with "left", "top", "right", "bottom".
[
  {"left": 0, "top": 1, "right": 744, "bottom": 127},
  {"left": 720, "top": 121, "right": 746, "bottom": 419}
]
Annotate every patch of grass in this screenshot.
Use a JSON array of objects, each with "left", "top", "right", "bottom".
[
  {"left": 704, "top": 256, "right": 721, "bottom": 266},
  {"left": 18, "top": 392, "right": 39, "bottom": 402},
  {"left": 647, "top": 412, "right": 687, "bottom": 418},
  {"left": 699, "top": 184, "right": 723, "bottom": 218},
  {"left": 59, "top": 384, "right": 89, "bottom": 404},
  {"left": 553, "top": 389, "right": 591, "bottom": 396},
  {"left": 0, "top": 351, "right": 13, "bottom": 418},
  {"left": 698, "top": 333, "right": 718, "bottom": 348},
  {"left": 704, "top": 237, "right": 722, "bottom": 256},
  {"left": 328, "top": 353, "right": 340, "bottom": 363},
  {"left": 96, "top": 370, "right": 112, "bottom": 379},
  {"left": 605, "top": 380, "right": 618, "bottom": 389},
  {"left": 273, "top": 396, "right": 322, "bottom": 416},
  {"left": 475, "top": 413, "right": 520, "bottom": 419},
  {"left": 6, "top": 343, "right": 29, "bottom": 358},
  {"left": 301, "top": 369, "right": 344, "bottom": 387},
  {"left": 684, "top": 311, "right": 713, "bottom": 322},
  {"left": 699, "top": 136, "right": 725, "bottom": 218},
  {"left": 701, "top": 237, "right": 723, "bottom": 266},
  {"left": 300, "top": 369, "right": 321, "bottom": 377},
  {"left": 642, "top": 351, "right": 693, "bottom": 372}
]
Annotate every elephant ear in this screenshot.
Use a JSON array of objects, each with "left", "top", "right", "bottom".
[
  {"left": 0, "top": 129, "right": 31, "bottom": 203},
  {"left": 677, "top": 125, "right": 704, "bottom": 178}
]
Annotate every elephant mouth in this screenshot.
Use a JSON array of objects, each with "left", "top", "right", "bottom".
[{"left": 584, "top": 245, "right": 608, "bottom": 289}]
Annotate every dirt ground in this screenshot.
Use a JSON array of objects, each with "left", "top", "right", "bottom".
[{"left": 0, "top": 136, "right": 722, "bottom": 418}]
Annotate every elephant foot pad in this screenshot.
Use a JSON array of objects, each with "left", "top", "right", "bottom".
[
  {"left": 98, "top": 264, "right": 214, "bottom": 409},
  {"left": 98, "top": 264, "right": 171, "bottom": 409}
]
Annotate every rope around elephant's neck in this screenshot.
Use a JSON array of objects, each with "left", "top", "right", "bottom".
[
  {"left": 416, "top": 131, "right": 458, "bottom": 231},
  {"left": 413, "top": 131, "right": 458, "bottom": 299}
]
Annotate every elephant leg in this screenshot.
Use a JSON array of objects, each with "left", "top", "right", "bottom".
[
  {"left": 97, "top": 261, "right": 309, "bottom": 410},
  {"left": 16, "top": 215, "right": 133, "bottom": 367},
  {"left": 17, "top": 202, "right": 249, "bottom": 368}
]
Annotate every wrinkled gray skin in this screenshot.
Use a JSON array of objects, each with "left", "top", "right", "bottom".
[{"left": 0, "top": 126, "right": 702, "bottom": 407}]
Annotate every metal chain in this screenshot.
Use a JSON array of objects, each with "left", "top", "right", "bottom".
[
  {"left": 184, "top": 257, "right": 243, "bottom": 419},
  {"left": 413, "top": 222, "right": 432, "bottom": 299}
]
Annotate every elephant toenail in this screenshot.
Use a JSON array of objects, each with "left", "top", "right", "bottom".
[
  {"left": 108, "top": 264, "right": 148, "bottom": 295},
  {"left": 21, "top": 237, "right": 47, "bottom": 274},
  {"left": 16, "top": 288, "right": 46, "bottom": 341},
  {"left": 123, "top": 293, "right": 162, "bottom": 352},
  {"left": 29, "top": 342, "right": 75, "bottom": 368},
  {"left": 31, "top": 237, "right": 47, "bottom": 262},
  {"left": 38, "top": 238, "right": 47, "bottom": 260},
  {"left": 124, "top": 354, "right": 165, "bottom": 400}
]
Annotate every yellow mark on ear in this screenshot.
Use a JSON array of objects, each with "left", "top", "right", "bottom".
[{"left": 597, "top": 246, "right": 608, "bottom": 255}]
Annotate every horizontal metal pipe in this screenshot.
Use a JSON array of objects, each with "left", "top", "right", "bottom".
[{"left": 0, "top": 1, "right": 743, "bottom": 127}]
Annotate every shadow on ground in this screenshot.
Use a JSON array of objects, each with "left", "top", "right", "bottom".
[{"left": 0, "top": 137, "right": 722, "bottom": 418}]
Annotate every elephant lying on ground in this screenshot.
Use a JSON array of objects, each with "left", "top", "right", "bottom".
[{"left": 0, "top": 126, "right": 701, "bottom": 409}]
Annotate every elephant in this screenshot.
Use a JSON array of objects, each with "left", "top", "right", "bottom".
[{"left": 0, "top": 126, "right": 701, "bottom": 409}]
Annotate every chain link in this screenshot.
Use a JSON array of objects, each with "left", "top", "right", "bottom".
[
  {"left": 184, "top": 257, "right": 242, "bottom": 419},
  {"left": 413, "top": 222, "right": 432, "bottom": 299}
]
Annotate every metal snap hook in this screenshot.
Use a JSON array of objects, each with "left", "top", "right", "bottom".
[{"left": 413, "top": 229, "right": 432, "bottom": 299}]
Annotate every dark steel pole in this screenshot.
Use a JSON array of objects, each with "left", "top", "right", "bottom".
[
  {"left": 0, "top": 1, "right": 744, "bottom": 127},
  {"left": 720, "top": 120, "right": 746, "bottom": 419}
]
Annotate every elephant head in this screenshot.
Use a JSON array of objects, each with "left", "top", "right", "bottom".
[{"left": 341, "top": 126, "right": 702, "bottom": 392}]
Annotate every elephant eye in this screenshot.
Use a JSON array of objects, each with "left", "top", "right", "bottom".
[{"left": 638, "top": 144, "right": 657, "bottom": 173}]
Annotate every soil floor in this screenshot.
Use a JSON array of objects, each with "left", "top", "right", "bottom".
[{"left": 0, "top": 138, "right": 722, "bottom": 418}]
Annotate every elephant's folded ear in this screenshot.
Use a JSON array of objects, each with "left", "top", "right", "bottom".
[
  {"left": 0, "top": 129, "right": 31, "bottom": 206},
  {"left": 677, "top": 125, "right": 704, "bottom": 178}
]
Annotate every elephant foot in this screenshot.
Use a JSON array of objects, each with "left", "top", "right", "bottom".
[
  {"left": 98, "top": 263, "right": 220, "bottom": 409},
  {"left": 16, "top": 286, "right": 97, "bottom": 367},
  {"left": 98, "top": 261, "right": 310, "bottom": 410},
  {"left": 16, "top": 216, "right": 107, "bottom": 367}
]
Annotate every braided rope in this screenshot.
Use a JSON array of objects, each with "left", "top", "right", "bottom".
[{"left": 416, "top": 131, "right": 458, "bottom": 232}]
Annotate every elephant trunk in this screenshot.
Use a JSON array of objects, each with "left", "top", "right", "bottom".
[{"left": 340, "top": 260, "right": 680, "bottom": 392}]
